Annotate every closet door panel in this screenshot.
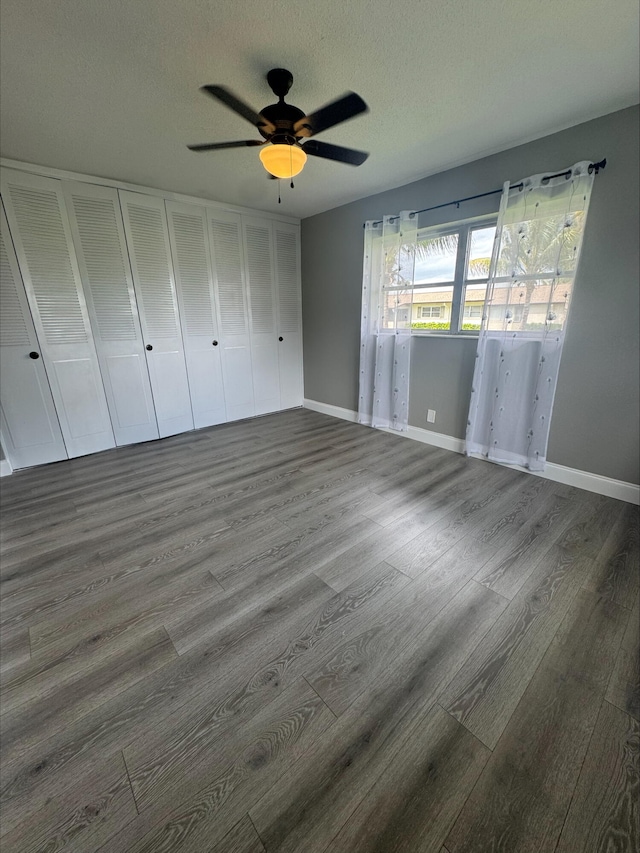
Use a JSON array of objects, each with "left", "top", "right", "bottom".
[
  {"left": 103, "top": 354, "right": 155, "bottom": 428},
  {"left": 166, "top": 201, "right": 226, "bottom": 428},
  {"left": 184, "top": 349, "right": 225, "bottom": 427},
  {"left": 274, "top": 222, "right": 304, "bottom": 409},
  {"left": 52, "top": 357, "right": 110, "bottom": 436},
  {"left": 208, "top": 211, "right": 254, "bottom": 421},
  {"left": 250, "top": 347, "right": 280, "bottom": 413},
  {"left": 0, "top": 169, "right": 115, "bottom": 458},
  {"left": 119, "top": 191, "right": 194, "bottom": 437},
  {"left": 221, "top": 346, "right": 254, "bottom": 410},
  {"left": 243, "top": 217, "right": 280, "bottom": 416},
  {"left": 63, "top": 182, "right": 158, "bottom": 445},
  {"left": 0, "top": 202, "right": 68, "bottom": 468},
  {"left": 277, "top": 334, "right": 303, "bottom": 409}
]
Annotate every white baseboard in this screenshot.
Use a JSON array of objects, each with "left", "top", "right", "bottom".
[
  {"left": 304, "top": 398, "right": 359, "bottom": 423},
  {"left": 0, "top": 459, "right": 13, "bottom": 477},
  {"left": 304, "top": 398, "right": 640, "bottom": 505},
  {"left": 465, "top": 455, "right": 640, "bottom": 505},
  {"left": 536, "top": 462, "right": 639, "bottom": 505},
  {"left": 403, "top": 425, "right": 466, "bottom": 455}
]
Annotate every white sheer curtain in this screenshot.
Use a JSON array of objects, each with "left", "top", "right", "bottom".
[
  {"left": 358, "top": 212, "right": 417, "bottom": 431},
  {"left": 466, "top": 161, "right": 595, "bottom": 470}
]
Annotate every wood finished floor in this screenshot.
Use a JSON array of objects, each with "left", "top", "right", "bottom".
[{"left": 0, "top": 408, "right": 638, "bottom": 853}]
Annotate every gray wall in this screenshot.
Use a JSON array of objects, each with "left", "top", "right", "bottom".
[{"left": 301, "top": 105, "right": 639, "bottom": 485}]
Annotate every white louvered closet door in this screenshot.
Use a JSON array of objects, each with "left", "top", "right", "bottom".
[
  {"left": 119, "top": 191, "right": 194, "bottom": 438},
  {"left": 274, "top": 222, "right": 304, "bottom": 409},
  {"left": 208, "top": 211, "right": 255, "bottom": 421},
  {"left": 243, "top": 217, "right": 281, "bottom": 415},
  {"left": 0, "top": 201, "right": 68, "bottom": 469},
  {"left": 166, "top": 201, "right": 226, "bottom": 429},
  {"left": 63, "top": 182, "right": 159, "bottom": 446},
  {"left": 0, "top": 169, "right": 115, "bottom": 458}
]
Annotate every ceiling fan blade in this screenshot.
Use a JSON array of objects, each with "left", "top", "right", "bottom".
[
  {"left": 201, "top": 85, "right": 275, "bottom": 133},
  {"left": 294, "top": 92, "right": 368, "bottom": 138},
  {"left": 302, "top": 139, "right": 369, "bottom": 166},
  {"left": 187, "top": 140, "right": 265, "bottom": 152}
]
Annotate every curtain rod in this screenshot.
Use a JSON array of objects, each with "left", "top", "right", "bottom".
[{"left": 366, "top": 158, "right": 606, "bottom": 228}]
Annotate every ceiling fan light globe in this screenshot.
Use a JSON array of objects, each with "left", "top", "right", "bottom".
[{"left": 259, "top": 144, "right": 307, "bottom": 178}]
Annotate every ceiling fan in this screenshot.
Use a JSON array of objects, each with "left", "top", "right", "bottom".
[{"left": 188, "top": 68, "right": 369, "bottom": 180}]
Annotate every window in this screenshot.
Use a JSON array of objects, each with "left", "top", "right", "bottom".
[
  {"left": 463, "top": 305, "right": 483, "bottom": 318},
  {"left": 378, "top": 215, "right": 497, "bottom": 334}
]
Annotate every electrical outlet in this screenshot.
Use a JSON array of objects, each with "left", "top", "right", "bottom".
[{"left": 427, "top": 409, "right": 436, "bottom": 423}]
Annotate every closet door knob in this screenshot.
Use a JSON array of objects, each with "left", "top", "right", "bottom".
[
  {"left": 146, "top": 344, "right": 153, "bottom": 351},
  {"left": 278, "top": 336, "right": 284, "bottom": 342},
  {"left": 212, "top": 340, "right": 218, "bottom": 346},
  {"left": 29, "top": 351, "right": 40, "bottom": 359}
]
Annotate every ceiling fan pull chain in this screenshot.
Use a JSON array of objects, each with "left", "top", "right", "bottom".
[{"left": 278, "top": 181, "right": 281, "bottom": 204}]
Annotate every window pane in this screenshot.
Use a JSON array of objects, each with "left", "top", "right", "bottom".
[
  {"left": 466, "top": 226, "right": 495, "bottom": 280},
  {"left": 383, "top": 242, "right": 414, "bottom": 289},
  {"left": 381, "top": 287, "right": 412, "bottom": 330},
  {"left": 484, "top": 277, "right": 573, "bottom": 332},
  {"left": 411, "top": 285, "right": 453, "bottom": 330},
  {"left": 414, "top": 233, "right": 458, "bottom": 284},
  {"left": 462, "top": 282, "right": 486, "bottom": 330}
]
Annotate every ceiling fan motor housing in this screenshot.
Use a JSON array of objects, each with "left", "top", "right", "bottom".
[{"left": 258, "top": 102, "right": 307, "bottom": 142}]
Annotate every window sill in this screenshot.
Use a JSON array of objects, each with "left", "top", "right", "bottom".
[{"left": 412, "top": 332, "right": 479, "bottom": 340}]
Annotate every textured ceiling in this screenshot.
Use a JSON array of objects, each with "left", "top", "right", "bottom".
[{"left": 1, "top": 0, "right": 638, "bottom": 219}]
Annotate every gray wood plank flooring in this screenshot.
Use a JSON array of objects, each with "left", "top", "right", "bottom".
[{"left": 0, "top": 408, "right": 638, "bottom": 852}]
